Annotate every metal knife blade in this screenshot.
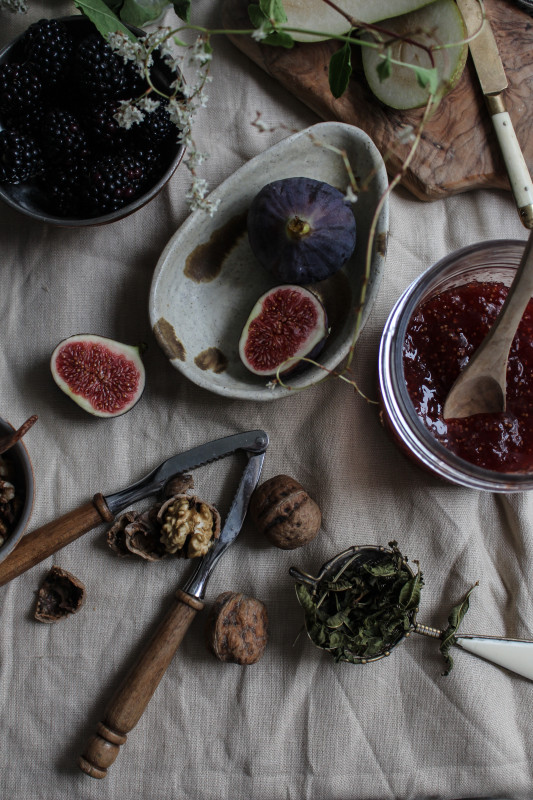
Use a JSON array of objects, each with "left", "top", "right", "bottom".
[
  {"left": 456, "top": 0, "right": 533, "bottom": 227},
  {"left": 104, "top": 429, "right": 268, "bottom": 514},
  {"left": 183, "top": 448, "right": 266, "bottom": 599},
  {"left": 459, "top": 0, "right": 506, "bottom": 94}
]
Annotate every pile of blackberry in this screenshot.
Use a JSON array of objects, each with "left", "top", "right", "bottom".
[{"left": 0, "top": 18, "right": 180, "bottom": 218}]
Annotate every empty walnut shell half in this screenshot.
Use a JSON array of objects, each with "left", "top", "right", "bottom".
[
  {"left": 206, "top": 591, "right": 268, "bottom": 665},
  {"left": 34, "top": 566, "right": 86, "bottom": 623},
  {"left": 248, "top": 474, "right": 322, "bottom": 550},
  {"left": 157, "top": 494, "right": 221, "bottom": 558},
  {"left": 107, "top": 507, "right": 167, "bottom": 561}
]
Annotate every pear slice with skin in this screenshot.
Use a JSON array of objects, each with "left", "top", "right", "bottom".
[
  {"left": 361, "top": 0, "right": 467, "bottom": 109},
  {"left": 283, "top": 0, "right": 439, "bottom": 43}
]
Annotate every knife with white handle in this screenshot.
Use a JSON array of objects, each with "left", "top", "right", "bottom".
[{"left": 456, "top": 0, "right": 533, "bottom": 228}]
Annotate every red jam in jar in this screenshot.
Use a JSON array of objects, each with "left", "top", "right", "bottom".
[{"left": 403, "top": 280, "right": 533, "bottom": 473}]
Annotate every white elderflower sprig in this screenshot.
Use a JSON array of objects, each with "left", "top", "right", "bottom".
[
  {"left": 185, "top": 177, "right": 220, "bottom": 216},
  {"left": 107, "top": 31, "right": 150, "bottom": 76},
  {"left": 114, "top": 100, "right": 145, "bottom": 129}
]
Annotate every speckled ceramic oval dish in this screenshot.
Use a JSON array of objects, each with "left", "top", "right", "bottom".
[{"left": 149, "top": 121, "right": 389, "bottom": 400}]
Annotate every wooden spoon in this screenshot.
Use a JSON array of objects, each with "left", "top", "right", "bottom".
[{"left": 443, "top": 231, "right": 533, "bottom": 419}]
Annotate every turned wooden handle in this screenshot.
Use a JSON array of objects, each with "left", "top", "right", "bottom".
[
  {"left": 79, "top": 589, "right": 204, "bottom": 779},
  {"left": 0, "top": 494, "right": 114, "bottom": 587}
]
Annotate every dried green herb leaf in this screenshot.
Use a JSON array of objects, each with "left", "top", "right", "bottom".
[
  {"left": 294, "top": 544, "right": 423, "bottom": 663},
  {"left": 439, "top": 582, "right": 479, "bottom": 676}
]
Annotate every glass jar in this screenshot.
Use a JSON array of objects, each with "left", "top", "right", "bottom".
[{"left": 378, "top": 239, "right": 533, "bottom": 492}]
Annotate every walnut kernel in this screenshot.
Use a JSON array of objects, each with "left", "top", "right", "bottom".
[
  {"left": 248, "top": 474, "right": 322, "bottom": 550},
  {"left": 206, "top": 591, "right": 268, "bottom": 665},
  {"left": 157, "top": 494, "right": 220, "bottom": 558}
]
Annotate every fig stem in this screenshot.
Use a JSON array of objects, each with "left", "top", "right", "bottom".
[{"left": 286, "top": 216, "right": 311, "bottom": 240}]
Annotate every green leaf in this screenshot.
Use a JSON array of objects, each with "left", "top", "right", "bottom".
[
  {"left": 75, "top": 0, "right": 136, "bottom": 40},
  {"left": 119, "top": 0, "right": 170, "bottom": 27},
  {"left": 262, "top": 30, "right": 294, "bottom": 48},
  {"left": 259, "top": 0, "right": 287, "bottom": 24},
  {"left": 328, "top": 40, "right": 352, "bottom": 99},
  {"left": 376, "top": 50, "right": 392, "bottom": 83},
  {"left": 439, "top": 582, "right": 478, "bottom": 676},
  {"left": 173, "top": 0, "right": 190, "bottom": 22},
  {"left": 398, "top": 566, "right": 423, "bottom": 611},
  {"left": 248, "top": 4, "right": 270, "bottom": 29},
  {"left": 414, "top": 65, "right": 439, "bottom": 95}
]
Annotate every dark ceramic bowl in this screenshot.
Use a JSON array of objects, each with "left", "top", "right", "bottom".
[
  {"left": 0, "top": 417, "right": 35, "bottom": 565},
  {"left": 0, "top": 16, "right": 186, "bottom": 226}
]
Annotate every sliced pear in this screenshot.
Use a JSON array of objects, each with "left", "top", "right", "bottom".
[
  {"left": 361, "top": 0, "right": 467, "bottom": 109},
  {"left": 283, "top": 0, "right": 439, "bottom": 43}
]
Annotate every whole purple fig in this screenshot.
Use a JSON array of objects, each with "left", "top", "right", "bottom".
[{"left": 247, "top": 177, "right": 356, "bottom": 284}]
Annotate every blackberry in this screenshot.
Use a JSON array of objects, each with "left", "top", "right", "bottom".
[
  {"left": 40, "top": 108, "right": 90, "bottom": 164},
  {"left": 83, "top": 101, "right": 127, "bottom": 150},
  {"left": 0, "top": 130, "right": 44, "bottom": 184},
  {"left": 20, "top": 18, "right": 74, "bottom": 89},
  {"left": 135, "top": 102, "right": 174, "bottom": 144},
  {"left": 0, "top": 64, "right": 43, "bottom": 121},
  {"left": 41, "top": 159, "right": 89, "bottom": 217},
  {"left": 74, "top": 35, "right": 145, "bottom": 100},
  {"left": 128, "top": 143, "right": 165, "bottom": 182},
  {"left": 82, "top": 153, "right": 145, "bottom": 214}
]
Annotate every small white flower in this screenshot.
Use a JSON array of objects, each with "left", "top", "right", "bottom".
[
  {"left": 114, "top": 100, "right": 145, "bottom": 129},
  {"left": 136, "top": 96, "right": 160, "bottom": 113},
  {"left": 107, "top": 31, "right": 150, "bottom": 77},
  {"left": 185, "top": 151, "right": 208, "bottom": 169},
  {"left": 251, "top": 23, "right": 270, "bottom": 42},
  {"left": 344, "top": 185, "right": 359, "bottom": 204},
  {"left": 185, "top": 177, "right": 220, "bottom": 215}
]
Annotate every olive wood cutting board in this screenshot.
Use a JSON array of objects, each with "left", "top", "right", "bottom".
[{"left": 221, "top": 0, "right": 533, "bottom": 200}]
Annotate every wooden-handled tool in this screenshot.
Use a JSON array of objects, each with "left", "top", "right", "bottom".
[
  {"left": 456, "top": 0, "right": 533, "bottom": 228},
  {"left": 0, "top": 430, "right": 269, "bottom": 586},
  {"left": 78, "top": 441, "right": 267, "bottom": 778}
]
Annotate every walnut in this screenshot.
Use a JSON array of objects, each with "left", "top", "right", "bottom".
[
  {"left": 157, "top": 494, "right": 220, "bottom": 558},
  {"left": 248, "top": 474, "right": 322, "bottom": 550},
  {"left": 205, "top": 592, "right": 268, "bottom": 665},
  {"left": 34, "top": 566, "right": 86, "bottom": 623}
]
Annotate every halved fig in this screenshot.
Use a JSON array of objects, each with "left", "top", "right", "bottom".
[
  {"left": 361, "top": 0, "right": 467, "bottom": 109},
  {"left": 247, "top": 177, "right": 356, "bottom": 285},
  {"left": 50, "top": 334, "right": 145, "bottom": 418},
  {"left": 239, "top": 285, "right": 328, "bottom": 377}
]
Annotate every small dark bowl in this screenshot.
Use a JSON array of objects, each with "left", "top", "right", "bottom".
[
  {"left": 0, "top": 16, "right": 186, "bottom": 227},
  {"left": 0, "top": 417, "right": 35, "bottom": 565}
]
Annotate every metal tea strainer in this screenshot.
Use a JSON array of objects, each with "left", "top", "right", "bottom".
[{"left": 289, "top": 544, "right": 533, "bottom": 680}]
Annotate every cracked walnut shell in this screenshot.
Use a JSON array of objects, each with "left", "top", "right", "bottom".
[
  {"left": 249, "top": 474, "right": 321, "bottom": 550},
  {"left": 34, "top": 566, "right": 86, "bottom": 623},
  {"left": 206, "top": 592, "right": 268, "bottom": 665},
  {"left": 157, "top": 494, "right": 221, "bottom": 558}
]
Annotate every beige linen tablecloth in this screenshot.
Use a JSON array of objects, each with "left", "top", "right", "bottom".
[{"left": 1, "top": 2, "right": 532, "bottom": 798}]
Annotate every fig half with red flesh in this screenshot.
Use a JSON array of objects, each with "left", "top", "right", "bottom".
[
  {"left": 50, "top": 334, "right": 145, "bottom": 417},
  {"left": 247, "top": 177, "right": 356, "bottom": 284},
  {"left": 239, "top": 285, "right": 328, "bottom": 377}
]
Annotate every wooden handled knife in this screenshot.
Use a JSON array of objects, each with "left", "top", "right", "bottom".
[{"left": 456, "top": 0, "right": 533, "bottom": 228}]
